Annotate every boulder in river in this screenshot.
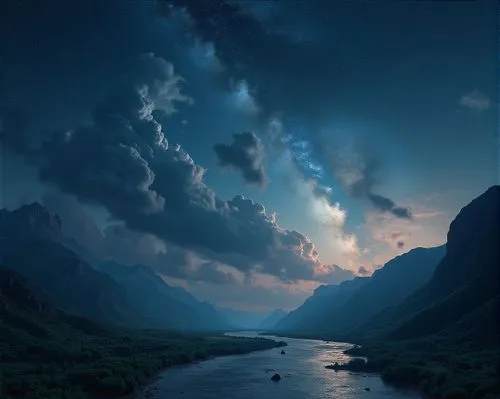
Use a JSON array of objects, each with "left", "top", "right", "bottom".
[
  {"left": 325, "top": 362, "right": 340, "bottom": 371},
  {"left": 271, "top": 373, "right": 281, "bottom": 382}
]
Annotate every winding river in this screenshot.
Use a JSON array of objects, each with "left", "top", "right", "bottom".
[{"left": 135, "top": 332, "right": 421, "bottom": 399}]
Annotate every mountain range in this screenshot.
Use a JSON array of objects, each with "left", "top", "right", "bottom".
[
  {"left": 0, "top": 203, "right": 230, "bottom": 331},
  {"left": 274, "top": 185, "right": 500, "bottom": 399},
  {"left": 275, "top": 245, "right": 446, "bottom": 333}
]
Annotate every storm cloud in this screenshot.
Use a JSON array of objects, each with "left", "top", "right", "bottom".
[
  {"left": 1, "top": 53, "right": 326, "bottom": 283},
  {"left": 214, "top": 132, "right": 267, "bottom": 187}
]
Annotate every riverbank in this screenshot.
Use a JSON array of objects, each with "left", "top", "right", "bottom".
[
  {"left": 124, "top": 332, "right": 424, "bottom": 399},
  {"left": 1, "top": 327, "right": 286, "bottom": 399},
  {"left": 270, "top": 330, "right": 500, "bottom": 399}
]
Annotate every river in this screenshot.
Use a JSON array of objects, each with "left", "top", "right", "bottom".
[{"left": 135, "top": 332, "right": 422, "bottom": 399}]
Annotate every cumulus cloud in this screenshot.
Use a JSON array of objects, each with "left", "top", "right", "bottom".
[
  {"left": 156, "top": 248, "right": 239, "bottom": 284},
  {"left": 214, "top": 132, "right": 267, "bottom": 186},
  {"left": 275, "top": 150, "right": 361, "bottom": 264},
  {"left": 1, "top": 53, "right": 328, "bottom": 283},
  {"left": 460, "top": 89, "right": 491, "bottom": 112}
]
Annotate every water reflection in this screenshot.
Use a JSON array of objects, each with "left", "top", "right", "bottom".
[{"left": 135, "top": 332, "right": 421, "bottom": 399}]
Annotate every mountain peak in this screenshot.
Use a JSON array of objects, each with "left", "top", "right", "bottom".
[{"left": 0, "top": 202, "right": 63, "bottom": 241}]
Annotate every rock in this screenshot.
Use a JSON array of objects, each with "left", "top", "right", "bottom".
[
  {"left": 281, "top": 350, "right": 286, "bottom": 355},
  {"left": 271, "top": 373, "right": 281, "bottom": 382},
  {"left": 364, "top": 387, "right": 371, "bottom": 391},
  {"left": 325, "top": 362, "right": 340, "bottom": 371}
]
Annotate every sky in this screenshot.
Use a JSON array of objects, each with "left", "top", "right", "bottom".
[{"left": 0, "top": 0, "right": 498, "bottom": 311}]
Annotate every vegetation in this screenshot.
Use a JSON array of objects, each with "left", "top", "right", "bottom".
[
  {"left": 339, "top": 336, "right": 500, "bottom": 399},
  {"left": 0, "top": 268, "right": 286, "bottom": 399},
  {"left": 0, "top": 320, "right": 284, "bottom": 399},
  {"left": 315, "top": 187, "right": 500, "bottom": 399}
]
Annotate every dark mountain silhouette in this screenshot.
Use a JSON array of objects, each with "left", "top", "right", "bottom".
[
  {"left": 95, "top": 260, "right": 230, "bottom": 330},
  {"left": 276, "top": 244, "right": 444, "bottom": 334},
  {"left": 0, "top": 203, "right": 229, "bottom": 330},
  {"left": 362, "top": 185, "right": 500, "bottom": 341},
  {"left": 0, "top": 203, "right": 143, "bottom": 326},
  {"left": 275, "top": 277, "right": 369, "bottom": 331},
  {"left": 330, "top": 245, "right": 445, "bottom": 332},
  {"left": 330, "top": 186, "right": 500, "bottom": 399}
]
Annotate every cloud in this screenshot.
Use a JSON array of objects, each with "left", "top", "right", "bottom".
[
  {"left": 460, "top": 89, "right": 491, "bottom": 112},
  {"left": 313, "top": 263, "right": 355, "bottom": 284},
  {"left": 214, "top": 132, "right": 267, "bottom": 186},
  {"left": 189, "top": 39, "right": 224, "bottom": 72},
  {"left": 1, "top": 53, "right": 330, "bottom": 283},
  {"left": 276, "top": 147, "right": 360, "bottom": 258},
  {"left": 367, "top": 193, "right": 413, "bottom": 219},
  {"left": 323, "top": 140, "right": 413, "bottom": 219},
  {"left": 156, "top": 248, "right": 239, "bottom": 284},
  {"left": 357, "top": 265, "right": 371, "bottom": 276},
  {"left": 228, "top": 79, "right": 260, "bottom": 114},
  {"left": 160, "top": 1, "right": 413, "bottom": 221},
  {"left": 42, "top": 191, "right": 238, "bottom": 285}
]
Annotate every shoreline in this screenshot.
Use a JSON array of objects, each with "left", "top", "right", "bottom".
[
  {"left": 266, "top": 332, "right": 429, "bottom": 399},
  {"left": 120, "top": 340, "right": 286, "bottom": 399},
  {"left": 126, "top": 332, "right": 427, "bottom": 399}
]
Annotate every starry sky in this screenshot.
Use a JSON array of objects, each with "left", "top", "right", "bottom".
[{"left": 0, "top": 0, "right": 498, "bottom": 311}]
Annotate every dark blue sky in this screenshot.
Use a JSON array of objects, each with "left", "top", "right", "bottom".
[{"left": 0, "top": 0, "right": 497, "bottom": 310}]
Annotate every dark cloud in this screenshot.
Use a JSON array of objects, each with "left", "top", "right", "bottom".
[
  {"left": 1, "top": 53, "right": 325, "bottom": 283},
  {"left": 42, "top": 191, "right": 236, "bottom": 285},
  {"left": 324, "top": 143, "right": 413, "bottom": 219},
  {"left": 357, "top": 265, "right": 371, "bottom": 276},
  {"left": 214, "top": 132, "right": 267, "bottom": 187},
  {"left": 156, "top": 249, "right": 238, "bottom": 284},
  {"left": 367, "top": 193, "right": 413, "bottom": 219}
]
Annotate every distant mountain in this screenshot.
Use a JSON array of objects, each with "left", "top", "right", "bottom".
[
  {"left": 0, "top": 203, "right": 143, "bottom": 326},
  {"left": 330, "top": 245, "right": 445, "bottom": 331},
  {"left": 0, "top": 203, "right": 229, "bottom": 331},
  {"left": 95, "top": 260, "right": 230, "bottom": 331},
  {"left": 275, "top": 277, "right": 368, "bottom": 331},
  {"left": 276, "top": 245, "right": 445, "bottom": 334},
  {"left": 364, "top": 185, "right": 500, "bottom": 342},
  {"left": 258, "top": 309, "right": 287, "bottom": 330}
]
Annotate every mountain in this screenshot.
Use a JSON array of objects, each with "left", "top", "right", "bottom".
[
  {"left": 0, "top": 203, "right": 229, "bottom": 331},
  {"left": 0, "top": 203, "right": 143, "bottom": 326},
  {"left": 330, "top": 245, "right": 445, "bottom": 331},
  {"left": 275, "top": 245, "right": 445, "bottom": 334},
  {"left": 331, "top": 186, "right": 500, "bottom": 399},
  {"left": 275, "top": 277, "right": 368, "bottom": 331},
  {"left": 95, "top": 260, "right": 229, "bottom": 330},
  {"left": 258, "top": 309, "right": 287, "bottom": 330},
  {"left": 364, "top": 185, "right": 500, "bottom": 341}
]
